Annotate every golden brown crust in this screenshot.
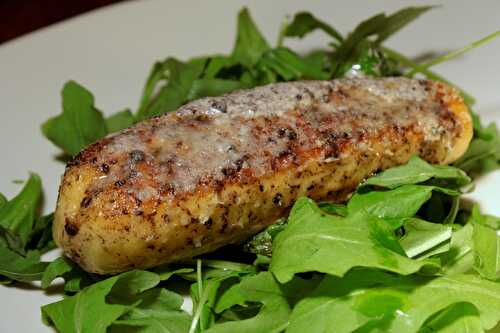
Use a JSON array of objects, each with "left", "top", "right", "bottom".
[{"left": 53, "top": 78, "right": 472, "bottom": 274}]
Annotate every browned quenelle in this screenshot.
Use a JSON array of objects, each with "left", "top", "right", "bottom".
[{"left": 53, "top": 77, "right": 472, "bottom": 274}]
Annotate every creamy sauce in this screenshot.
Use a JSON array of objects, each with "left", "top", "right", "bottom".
[{"left": 79, "top": 78, "right": 452, "bottom": 202}]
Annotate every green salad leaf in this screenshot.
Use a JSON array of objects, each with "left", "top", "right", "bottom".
[
  {"left": 455, "top": 120, "right": 500, "bottom": 177},
  {"left": 105, "top": 109, "right": 135, "bottom": 133},
  {"left": 42, "top": 270, "right": 172, "bottom": 333},
  {"left": 0, "top": 173, "right": 42, "bottom": 247},
  {"left": 374, "top": 6, "right": 433, "bottom": 44},
  {"left": 0, "top": 193, "right": 7, "bottom": 207},
  {"left": 0, "top": 247, "right": 47, "bottom": 282},
  {"left": 42, "top": 273, "right": 129, "bottom": 333},
  {"left": 41, "top": 256, "right": 74, "bottom": 289},
  {"left": 441, "top": 224, "right": 475, "bottom": 275},
  {"left": 42, "top": 256, "right": 92, "bottom": 292},
  {"left": 0, "top": 174, "right": 55, "bottom": 283},
  {"left": 231, "top": 8, "right": 270, "bottom": 68},
  {"left": 29, "top": 213, "right": 56, "bottom": 254},
  {"left": 136, "top": 58, "right": 207, "bottom": 121},
  {"left": 289, "top": 272, "right": 500, "bottom": 333},
  {"left": 187, "top": 78, "right": 244, "bottom": 101},
  {"left": 318, "top": 202, "right": 348, "bottom": 216},
  {"left": 471, "top": 206, "right": 500, "bottom": 280},
  {"left": 419, "top": 302, "right": 483, "bottom": 333},
  {"left": 330, "top": 6, "right": 431, "bottom": 77},
  {"left": 42, "top": 81, "right": 107, "bottom": 156},
  {"left": 361, "top": 156, "right": 471, "bottom": 189},
  {"left": 270, "top": 197, "right": 432, "bottom": 283},
  {"left": 257, "top": 47, "right": 330, "bottom": 80},
  {"left": 399, "top": 218, "right": 452, "bottom": 258},
  {"left": 206, "top": 272, "right": 316, "bottom": 333},
  {"left": 110, "top": 288, "right": 191, "bottom": 333},
  {"left": 387, "top": 274, "right": 500, "bottom": 332},
  {"left": 348, "top": 185, "right": 458, "bottom": 224},
  {"left": 284, "top": 11, "right": 343, "bottom": 42},
  {"left": 287, "top": 269, "right": 410, "bottom": 333}
]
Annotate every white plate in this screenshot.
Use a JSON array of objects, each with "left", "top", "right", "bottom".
[{"left": 0, "top": 0, "right": 499, "bottom": 331}]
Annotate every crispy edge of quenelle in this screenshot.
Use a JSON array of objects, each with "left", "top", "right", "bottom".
[{"left": 53, "top": 85, "right": 472, "bottom": 274}]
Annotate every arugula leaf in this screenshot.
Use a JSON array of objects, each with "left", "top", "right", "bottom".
[
  {"left": 290, "top": 271, "right": 500, "bottom": 333},
  {"left": 284, "top": 12, "right": 343, "bottom": 42},
  {"left": 136, "top": 58, "right": 206, "bottom": 120},
  {"left": 454, "top": 121, "right": 500, "bottom": 177},
  {"left": 387, "top": 274, "right": 500, "bottom": 332},
  {"left": 270, "top": 197, "right": 432, "bottom": 283},
  {"left": 348, "top": 185, "right": 458, "bottom": 226},
  {"left": 0, "top": 226, "right": 24, "bottom": 255},
  {"left": 42, "top": 256, "right": 92, "bottom": 292},
  {"left": 188, "top": 258, "right": 258, "bottom": 332},
  {"left": 105, "top": 109, "right": 135, "bottom": 133},
  {"left": 471, "top": 206, "right": 500, "bottom": 280},
  {"left": 340, "top": 40, "right": 403, "bottom": 77},
  {"left": 361, "top": 156, "right": 471, "bottom": 189},
  {"left": 42, "top": 81, "right": 107, "bottom": 156},
  {"left": 231, "top": 8, "right": 270, "bottom": 68},
  {"left": 0, "top": 193, "right": 6, "bottom": 207},
  {"left": 206, "top": 272, "right": 317, "bottom": 333},
  {"left": 110, "top": 288, "right": 191, "bottom": 333},
  {"left": 318, "top": 202, "right": 348, "bottom": 216},
  {"left": 29, "top": 213, "right": 55, "bottom": 254},
  {"left": 152, "top": 265, "right": 194, "bottom": 281},
  {"left": 110, "top": 270, "right": 160, "bottom": 298},
  {"left": 191, "top": 275, "right": 243, "bottom": 332},
  {"left": 203, "top": 55, "right": 238, "bottom": 79},
  {"left": 0, "top": 247, "right": 48, "bottom": 282},
  {"left": 441, "top": 224, "right": 474, "bottom": 275},
  {"left": 374, "top": 6, "right": 433, "bottom": 44},
  {"left": 329, "top": 6, "right": 432, "bottom": 77},
  {"left": 257, "top": 47, "right": 330, "bottom": 80},
  {"left": 0, "top": 173, "right": 42, "bottom": 247},
  {"left": 419, "top": 302, "right": 483, "bottom": 333},
  {"left": 41, "top": 257, "right": 73, "bottom": 289},
  {"left": 331, "top": 13, "right": 387, "bottom": 76},
  {"left": 399, "top": 219, "right": 452, "bottom": 258},
  {"left": 288, "top": 269, "right": 411, "bottom": 333},
  {"left": 0, "top": 174, "right": 58, "bottom": 283},
  {"left": 187, "top": 78, "right": 244, "bottom": 101},
  {"left": 136, "top": 60, "right": 171, "bottom": 117},
  {"left": 42, "top": 270, "right": 159, "bottom": 333},
  {"left": 214, "top": 281, "right": 248, "bottom": 314}
]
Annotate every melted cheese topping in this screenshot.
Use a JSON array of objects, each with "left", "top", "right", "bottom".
[{"left": 77, "top": 78, "right": 456, "bottom": 203}]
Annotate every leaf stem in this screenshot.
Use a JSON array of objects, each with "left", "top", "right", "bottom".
[
  {"left": 196, "top": 259, "right": 203, "bottom": 305},
  {"left": 182, "top": 258, "right": 254, "bottom": 272},
  {"left": 407, "top": 30, "right": 500, "bottom": 76},
  {"left": 189, "top": 279, "right": 215, "bottom": 333},
  {"left": 382, "top": 47, "right": 476, "bottom": 105}
]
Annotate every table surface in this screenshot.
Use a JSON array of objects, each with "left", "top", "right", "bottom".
[{"left": 0, "top": 0, "right": 124, "bottom": 44}]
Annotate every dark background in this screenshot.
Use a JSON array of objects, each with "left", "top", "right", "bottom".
[{"left": 0, "top": 0, "right": 125, "bottom": 44}]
